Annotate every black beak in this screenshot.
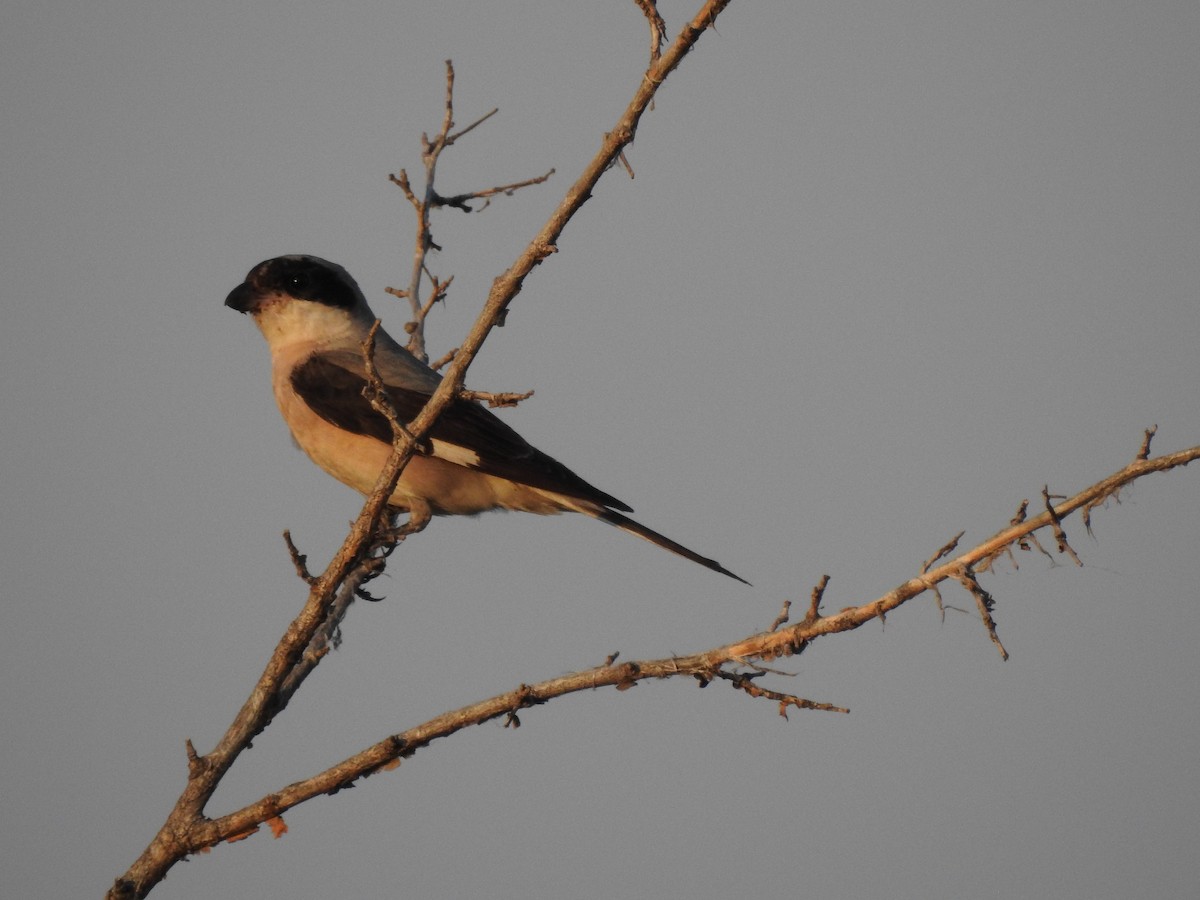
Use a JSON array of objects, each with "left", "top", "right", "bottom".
[{"left": 224, "top": 281, "right": 257, "bottom": 313}]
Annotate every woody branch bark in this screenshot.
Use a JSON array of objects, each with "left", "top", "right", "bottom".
[
  {"left": 107, "top": 3, "right": 733, "bottom": 898},
  {"left": 163, "top": 438, "right": 1200, "bottom": 848}
]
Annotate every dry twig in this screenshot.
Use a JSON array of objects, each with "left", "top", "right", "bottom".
[{"left": 389, "top": 63, "right": 551, "bottom": 363}]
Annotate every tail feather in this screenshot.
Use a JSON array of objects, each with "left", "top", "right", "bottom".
[{"left": 593, "top": 507, "right": 750, "bottom": 585}]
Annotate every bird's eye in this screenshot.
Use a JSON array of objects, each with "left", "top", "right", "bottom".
[{"left": 283, "top": 269, "right": 317, "bottom": 297}]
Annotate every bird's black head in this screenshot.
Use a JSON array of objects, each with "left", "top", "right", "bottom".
[{"left": 225, "top": 255, "right": 363, "bottom": 313}]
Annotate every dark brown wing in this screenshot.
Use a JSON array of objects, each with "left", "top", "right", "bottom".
[{"left": 290, "top": 353, "right": 633, "bottom": 512}]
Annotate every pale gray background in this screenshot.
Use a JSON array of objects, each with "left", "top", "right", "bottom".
[{"left": 3, "top": 2, "right": 1198, "bottom": 898}]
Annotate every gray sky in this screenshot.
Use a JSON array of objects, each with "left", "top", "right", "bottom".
[{"left": 3, "top": 2, "right": 1198, "bottom": 898}]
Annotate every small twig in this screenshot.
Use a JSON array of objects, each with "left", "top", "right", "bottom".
[
  {"left": 955, "top": 567, "right": 1008, "bottom": 660},
  {"left": 435, "top": 169, "right": 555, "bottom": 212},
  {"left": 429, "top": 347, "right": 458, "bottom": 372},
  {"left": 421, "top": 274, "right": 452, "bottom": 315},
  {"left": 923, "top": 531, "right": 965, "bottom": 573},
  {"left": 614, "top": 146, "right": 636, "bottom": 178},
  {"left": 922, "top": 533, "right": 964, "bottom": 615},
  {"left": 1041, "top": 485, "right": 1082, "bottom": 566},
  {"left": 1082, "top": 486, "right": 1123, "bottom": 538},
  {"left": 1024, "top": 531, "right": 1056, "bottom": 563},
  {"left": 390, "top": 63, "right": 551, "bottom": 362},
  {"left": 459, "top": 388, "right": 535, "bottom": 409},
  {"left": 1137, "top": 425, "right": 1158, "bottom": 461},
  {"left": 391, "top": 61, "right": 462, "bottom": 362},
  {"left": 769, "top": 599, "right": 791, "bottom": 632},
  {"left": 361, "top": 322, "right": 415, "bottom": 450},
  {"left": 427, "top": 59, "right": 457, "bottom": 158},
  {"left": 976, "top": 543, "right": 1018, "bottom": 576},
  {"left": 388, "top": 169, "right": 419, "bottom": 207},
  {"left": 717, "top": 670, "right": 849, "bottom": 718},
  {"left": 1011, "top": 499, "right": 1029, "bottom": 526},
  {"left": 977, "top": 504, "right": 1027, "bottom": 574},
  {"left": 805, "top": 575, "right": 830, "bottom": 624},
  {"left": 736, "top": 659, "right": 800, "bottom": 678},
  {"left": 1010, "top": 500, "right": 1032, "bottom": 553},
  {"left": 633, "top": 0, "right": 667, "bottom": 66},
  {"left": 447, "top": 107, "right": 498, "bottom": 145},
  {"left": 503, "top": 683, "right": 543, "bottom": 729},
  {"left": 282, "top": 530, "right": 316, "bottom": 585},
  {"left": 391, "top": 274, "right": 454, "bottom": 337}
]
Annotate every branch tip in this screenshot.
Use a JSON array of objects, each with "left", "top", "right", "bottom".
[
  {"left": 805, "top": 574, "right": 830, "bottom": 624},
  {"left": 955, "top": 567, "right": 1008, "bottom": 660},
  {"left": 1137, "top": 425, "right": 1158, "bottom": 460},
  {"left": 769, "top": 599, "right": 791, "bottom": 632},
  {"left": 923, "top": 532, "right": 965, "bottom": 574},
  {"left": 1041, "top": 485, "right": 1082, "bottom": 566},
  {"left": 283, "top": 530, "right": 316, "bottom": 584}
]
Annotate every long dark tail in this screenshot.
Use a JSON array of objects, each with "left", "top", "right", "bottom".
[{"left": 593, "top": 507, "right": 750, "bottom": 585}]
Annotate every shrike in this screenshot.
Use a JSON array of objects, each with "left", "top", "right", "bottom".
[{"left": 226, "top": 255, "right": 747, "bottom": 583}]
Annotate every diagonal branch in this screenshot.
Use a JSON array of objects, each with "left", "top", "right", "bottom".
[
  {"left": 725, "top": 442, "right": 1199, "bottom": 663},
  {"left": 107, "top": 4, "right": 735, "bottom": 898}
]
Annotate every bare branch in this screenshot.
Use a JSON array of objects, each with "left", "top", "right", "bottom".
[
  {"left": 633, "top": 0, "right": 667, "bottom": 66},
  {"left": 923, "top": 531, "right": 965, "bottom": 573},
  {"left": 282, "top": 530, "right": 315, "bottom": 585},
  {"left": 138, "top": 440, "right": 1200, "bottom": 863},
  {"left": 1041, "top": 485, "right": 1082, "bottom": 566},
  {"left": 955, "top": 567, "right": 1008, "bottom": 660},
  {"left": 390, "top": 63, "right": 549, "bottom": 361},
  {"left": 716, "top": 670, "right": 849, "bottom": 718},
  {"left": 109, "top": 6, "right": 1199, "bottom": 898},
  {"left": 447, "top": 106, "right": 498, "bottom": 144},
  {"left": 435, "top": 168, "right": 556, "bottom": 212},
  {"left": 921, "top": 533, "right": 962, "bottom": 616},
  {"left": 428, "top": 0, "right": 735, "bottom": 410},
  {"left": 459, "top": 388, "right": 535, "bottom": 409},
  {"left": 725, "top": 441, "right": 1199, "bottom": 666},
  {"left": 1137, "top": 424, "right": 1158, "bottom": 460},
  {"left": 805, "top": 574, "right": 830, "bottom": 624},
  {"left": 428, "top": 346, "right": 459, "bottom": 372},
  {"left": 614, "top": 148, "right": 636, "bottom": 179},
  {"left": 108, "top": 8, "right": 737, "bottom": 897}
]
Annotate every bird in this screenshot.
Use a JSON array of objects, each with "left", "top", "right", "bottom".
[{"left": 225, "top": 255, "right": 747, "bottom": 583}]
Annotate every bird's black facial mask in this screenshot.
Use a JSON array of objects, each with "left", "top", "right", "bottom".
[
  {"left": 259, "top": 256, "right": 361, "bottom": 309},
  {"left": 225, "top": 256, "right": 362, "bottom": 314}
]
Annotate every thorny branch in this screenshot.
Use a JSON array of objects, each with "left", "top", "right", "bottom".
[
  {"left": 388, "top": 61, "right": 551, "bottom": 364},
  {"left": 105, "top": 6, "right": 1197, "bottom": 899},
  {"left": 108, "top": 4, "right": 735, "bottom": 898},
  {"left": 634, "top": 0, "right": 668, "bottom": 70},
  {"left": 460, "top": 387, "right": 536, "bottom": 409},
  {"left": 203, "top": 436, "right": 1197, "bottom": 835},
  {"left": 115, "top": 421, "right": 1198, "bottom": 899}
]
